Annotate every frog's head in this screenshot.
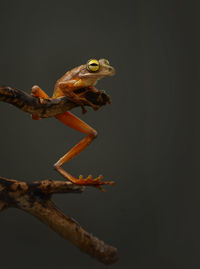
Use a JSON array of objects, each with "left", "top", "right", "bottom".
[{"left": 78, "top": 58, "right": 115, "bottom": 86}]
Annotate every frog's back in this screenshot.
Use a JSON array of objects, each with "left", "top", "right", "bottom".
[{"left": 53, "top": 65, "right": 85, "bottom": 98}]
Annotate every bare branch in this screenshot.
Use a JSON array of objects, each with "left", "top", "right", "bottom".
[
  {"left": 0, "top": 86, "right": 77, "bottom": 117},
  {"left": 0, "top": 86, "right": 111, "bottom": 118},
  {"left": 0, "top": 176, "right": 119, "bottom": 264},
  {"left": 0, "top": 84, "right": 117, "bottom": 263}
]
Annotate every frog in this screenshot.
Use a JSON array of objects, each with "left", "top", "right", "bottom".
[{"left": 31, "top": 58, "right": 115, "bottom": 191}]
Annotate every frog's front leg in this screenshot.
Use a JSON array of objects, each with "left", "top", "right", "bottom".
[
  {"left": 54, "top": 111, "right": 115, "bottom": 191},
  {"left": 58, "top": 81, "right": 88, "bottom": 114}
]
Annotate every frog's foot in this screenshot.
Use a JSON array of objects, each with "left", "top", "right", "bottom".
[
  {"left": 82, "top": 87, "right": 111, "bottom": 110},
  {"left": 81, "top": 100, "right": 100, "bottom": 111},
  {"left": 57, "top": 168, "right": 115, "bottom": 192},
  {"left": 60, "top": 91, "right": 87, "bottom": 114},
  {"left": 77, "top": 174, "right": 115, "bottom": 191}
]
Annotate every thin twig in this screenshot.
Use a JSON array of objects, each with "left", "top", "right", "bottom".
[{"left": 0, "top": 176, "right": 119, "bottom": 264}]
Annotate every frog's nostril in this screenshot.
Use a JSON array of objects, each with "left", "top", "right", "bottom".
[{"left": 109, "top": 67, "right": 115, "bottom": 74}]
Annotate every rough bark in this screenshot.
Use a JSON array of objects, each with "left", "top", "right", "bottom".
[
  {"left": 0, "top": 86, "right": 111, "bottom": 117},
  {"left": 0, "top": 176, "right": 119, "bottom": 264}
]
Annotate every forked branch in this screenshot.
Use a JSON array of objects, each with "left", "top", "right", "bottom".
[{"left": 0, "top": 176, "right": 119, "bottom": 264}]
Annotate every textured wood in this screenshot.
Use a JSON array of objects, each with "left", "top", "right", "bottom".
[
  {"left": 0, "top": 176, "right": 119, "bottom": 264},
  {"left": 0, "top": 86, "right": 111, "bottom": 117},
  {"left": 0, "top": 86, "right": 77, "bottom": 117},
  {"left": 0, "top": 84, "right": 117, "bottom": 263}
]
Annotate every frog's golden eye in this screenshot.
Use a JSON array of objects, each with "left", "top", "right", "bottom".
[{"left": 86, "top": 59, "right": 100, "bottom": 72}]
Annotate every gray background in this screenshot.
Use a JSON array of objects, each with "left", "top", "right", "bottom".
[{"left": 0, "top": 0, "right": 198, "bottom": 268}]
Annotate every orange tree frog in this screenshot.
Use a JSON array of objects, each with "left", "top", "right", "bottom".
[{"left": 31, "top": 59, "right": 115, "bottom": 190}]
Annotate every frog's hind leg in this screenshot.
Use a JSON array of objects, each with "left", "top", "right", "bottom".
[
  {"left": 54, "top": 111, "right": 115, "bottom": 191},
  {"left": 31, "top": 85, "right": 50, "bottom": 120},
  {"left": 31, "top": 86, "right": 115, "bottom": 190}
]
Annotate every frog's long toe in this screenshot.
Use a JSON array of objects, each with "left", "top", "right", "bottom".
[
  {"left": 70, "top": 174, "right": 115, "bottom": 191},
  {"left": 78, "top": 174, "right": 114, "bottom": 185}
]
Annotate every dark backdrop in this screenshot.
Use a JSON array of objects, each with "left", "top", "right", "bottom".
[{"left": 0, "top": 1, "right": 198, "bottom": 268}]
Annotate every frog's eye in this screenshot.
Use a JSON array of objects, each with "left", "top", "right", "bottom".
[{"left": 86, "top": 59, "right": 100, "bottom": 72}]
